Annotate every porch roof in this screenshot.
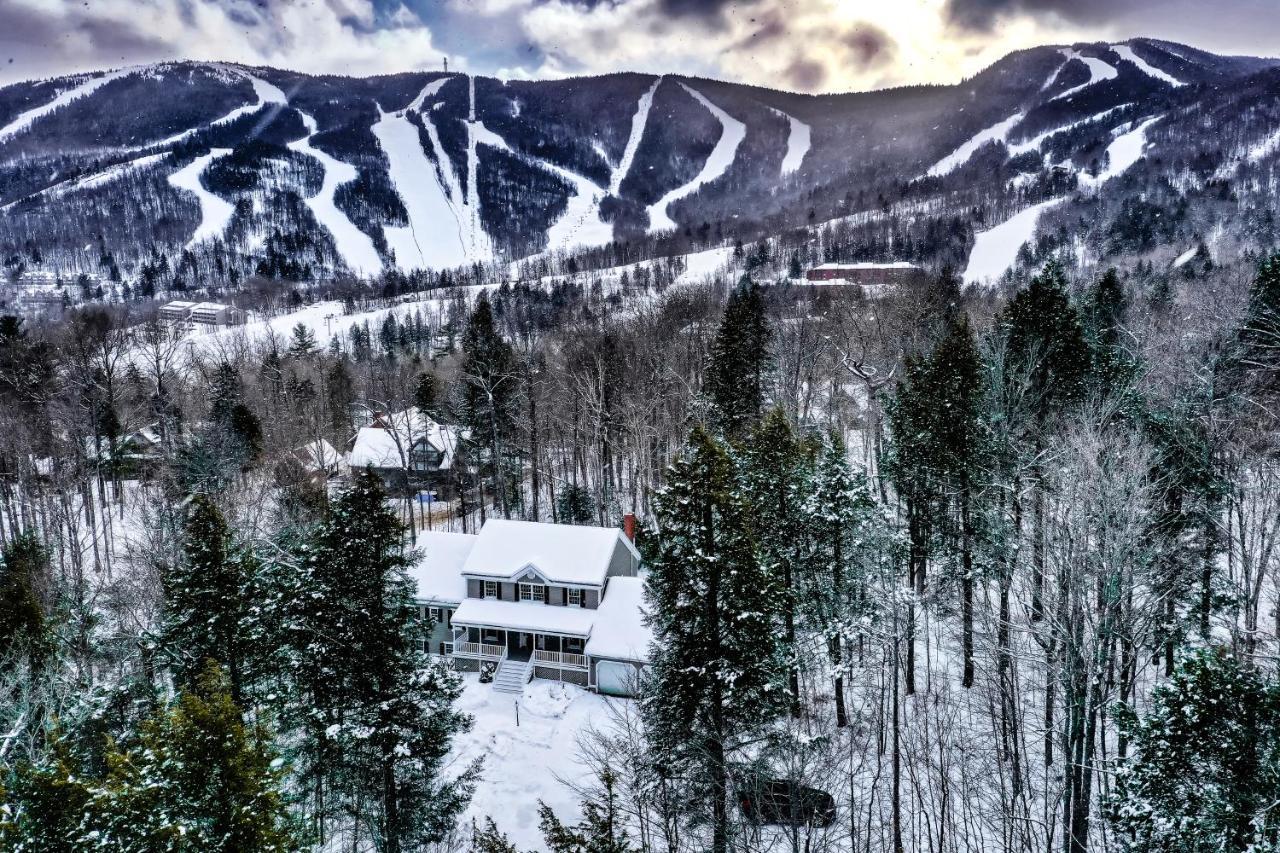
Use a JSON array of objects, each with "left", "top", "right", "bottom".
[{"left": 451, "top": 598, "right": 595, "bottom": 638}]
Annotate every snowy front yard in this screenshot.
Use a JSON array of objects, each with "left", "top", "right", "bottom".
[{"left": 447, "top": 676, "right": 629, "bottom": 850}]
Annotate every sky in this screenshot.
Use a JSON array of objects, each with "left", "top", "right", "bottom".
[{"left": 0, "top": 0, "right": 1275, "bottom": 93}]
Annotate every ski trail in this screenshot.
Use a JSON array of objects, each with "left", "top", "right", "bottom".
[
  {"left": 1111, "top": 44, "right": 1184, "bottom": 87},
  {"left": 1247, "top": 127, "right": 1280, "bottom": 163},
  {"left": 2, "top": 153, "right": 167, "bottom": 211},
  {"left": 149, "top": 68, "right": 288, "bottom": 148},
  {"left": 1078, "top": 115, "right": 1162, "bottom": 188},
  {"left": 463, "top": 75, "right": 492, "bottom": 261},
  {"left": 371, "top": 78, "right": 468, "bottom": 270},
  {"left": 0, "top": 68, "right": 133, "bottom": 142},
  {"left": 1050, "top": 48, "right": 1118, "bottom": 102},
  {"left": 926, "top": 111, "right": 1024, "bottom": 177},
  {"left": 963, "top": 197, "right": 1066, "bottom": 284},
  {"left": 647, "top": 83, "right": 746, "bottom": 233},
  {"left": 167, "top": 149, "right": 236, "bottom": 246},
  {"left": 288, "top": 110, "right": 383, "bottom": 274},
  {"left": 609, "top": 78, "right": 661, "bottom": 195},
  {"left": 1005, "top": 104, "right": 1131, "bottom": 157},
  {"left": 769, "top": 106, "right": 811, "bottom": 176}
]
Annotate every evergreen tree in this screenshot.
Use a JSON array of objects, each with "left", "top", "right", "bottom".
[
  {"left": 1108, "top": 649, "right": 1280, "bottom": 853},
  {"left": 162, "top": 495, "right": 255, "bottom": 703},
  {"left": 644, "top": 428, "right": 787, "bottom": 853},
  {"left": 285, "top": 473, "right": 474, "bottom": 851},
  {"left": 0, "top": 535, "right": 49, "bottom": 669},
  {"left": 802, "top": 432, "right": 877, "bottom": 727},
  {"left": 555, "top": 483, "right": 596, "bottom": 525},
  {"left": 705, "top": 278, "right": 771, "bottom": 442},
  {"left": 740, "top": 408, "right": 810, "bottom": 717},
  {"left": 459, "top": 295, "right": 521, "bottom": 518},
  {"left": 1, "top": 664, "right": 302, "bottom": 853},
  {"left": 288, "top": 323, "right": 318, "bottom": 359},
  {"left": 537, "top": 768, "right": 636, "bottom": 853}
]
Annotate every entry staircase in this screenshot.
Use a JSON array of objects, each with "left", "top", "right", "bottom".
[{"left": 493, "top": 657, "right": 533, "bottom": 695}]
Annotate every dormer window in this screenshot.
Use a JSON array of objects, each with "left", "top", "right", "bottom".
[
  {"left": 519, "top": 582, "right": 546, "bottom": 603},
  {"left": 483, "top": 580, "right": 498, "bottom": 599}
]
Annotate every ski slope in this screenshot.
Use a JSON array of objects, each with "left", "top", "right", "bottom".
[
  {"left": 926, "top": 111, "right": 1023, "bottom": 177},
  {"left": 1050, "top": 48, "right": 1118, "bottom": 102},
  {"left": 0, "top": 68, "right": 133, "bottom": 142},
  {"left": 648, "top": 84, "right": 746, "bottom": 232},
  {"left": 1111, "top": 43, "right": 1184, "bottom": 87},
  {"left": 149, "top": 69, "right": 288, "bottom": 149},
  {"left": 1005, "top": 104, "right": 1131, "bottom": 157},
  {"left": 288, "top": 111, "right": 384, "bottom": 275},
  {"left": 1078, "top": 115, "right": 1162, "bottom": 188},
  {"left": 1173, "top": 246, "right": 1198, "bottom": 267},
  {"left": 1, "top": 153, "right": 168, "bottom": 211},
  {"left": 963, "top": 197, "right": 1066, "bottom": 284},
  {"left": 609, "top": 78, "right": 661, "bottom": 195},
  {"left": 770, "top": 107, "right": 811, "bottom": 176},
  {"left": 167, "top": 149, "right": 236, "bottom": 246},
  {"left": 371, "top": 77, "right": 470, "bottom": 270}
]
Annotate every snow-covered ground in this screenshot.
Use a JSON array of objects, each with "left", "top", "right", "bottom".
[
  {"left": 770, "top": 107, "right": 811, "bottom": 176},
  {"left": 288, "top": 110, "right": 384, "bottom": 275},
  {"left": 648, "top": 84, "right": 746, "bottom": 232},
  {"left": 372, "top": 78, "right": 471, "bottom": 270},
  {"left": 1078, "top": 115, "right": 1162, "bottom": 189},
  {"left": 926, "top": 111, "right": 1024, "bottom": 178},
  {"left": 149, "top": 68, "right": 288, "bottom": 149},
  {"left": 1173, "top": 245, "right": 1198, "bottom": 267},
  {"left": 963, "top": 197, "right": 1066, "bottom": 284},
  {"left": 167, "top": 149, "right": 236, "bottom": 246},
  {"left": 1111, "top": 43, "right": 1184, "bottom": 87},
  {"left": 1005, "top": 104, "right": 1130, "bottom": 157},
  {"left": 609, "top": 78, "right": 661, "bottom": 195},
  {"left": 449, "top": 677, "right": 623, "bottom": 849},
  {"left": 1050, "top": 48, "right": 1118, "bottom": 101},
  {"left": 0, "top": 67, "right": 133, "bottom": 142}
]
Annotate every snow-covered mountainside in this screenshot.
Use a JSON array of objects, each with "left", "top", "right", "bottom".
[{"left": 0, "top": 39, "right": 1277, "bottom": 287}]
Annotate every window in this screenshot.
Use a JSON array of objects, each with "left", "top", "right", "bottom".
[
  {"left": 483, "top": 580, "right": 498, "bottom": 599},
  {"left": 429, "top": 606, "right": 441, "bottom": 624},
  {"left": 567, "top": 588, "right": 582, "bottom": 607},
  {"left": 519, "top": 583, "right": 546, "bottom": 603}
]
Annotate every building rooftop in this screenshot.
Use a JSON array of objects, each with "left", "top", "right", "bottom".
[
  {"left": 410, "top": 530, "right": 477, "bottom": 605},
  {"left": 450, "top": 596, "right": 597, "bottom": 637},
  {"left": 584, "top": 575, "right": 652, "bottom": 662},
  {"left": 462, "top": 518, "right": 639, "bottom": 587}
]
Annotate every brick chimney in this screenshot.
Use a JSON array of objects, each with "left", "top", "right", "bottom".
[{"left": 623, "top": 512, "right": 637, "bottom": 542}]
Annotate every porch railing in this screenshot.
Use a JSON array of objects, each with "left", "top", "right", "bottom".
[
  {"left": 455, "top": 641, "right": 507, "bottom": 660},
  {"left": 533, "top": 649, "right": 588, "bottom": 669}
]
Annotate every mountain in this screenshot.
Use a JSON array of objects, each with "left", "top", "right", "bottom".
[{"left": 0, "top": 39, "right": 1277, "bottom": 292}]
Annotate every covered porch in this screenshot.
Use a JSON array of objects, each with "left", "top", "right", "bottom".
[{"left": 447, "top": 597, "right": 594, "bottom": 683}]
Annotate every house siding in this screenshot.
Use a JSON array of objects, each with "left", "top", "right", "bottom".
[
  {"left": 548, "top": 586, "right": 565, "bottom": 606},
  {"left": 467, "top": 578, "right": 482, "bottom": 599},
  {"left": 500, "top": 581, "right": 516, "bottom": 601},
  {"left": 606, "top": 540, "right": 639, "bottom": 579},
  {"left": 584, "top": 588, "right": 599, "bottom": 609}
]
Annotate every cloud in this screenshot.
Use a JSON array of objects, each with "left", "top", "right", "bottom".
[{"left": 0, "top": 0, "right": 446, "bottom": 84}]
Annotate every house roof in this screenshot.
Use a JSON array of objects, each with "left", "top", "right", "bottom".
[
  {"left": 348, "top": 408, "right": 462, "bottom": 471},
  {"left": 409, "top": 530, "right": 476, "bottom": 604},
  {"left": 295, "top": 438, "right": 341, "bottom": 472},
  {"left": 450, "top": 596, "right": 596, "bottom": 637},
  {"left": 810, "top": 262, "right": 919, "bottom": 271},
  {"left": 584, "top": 576, "right": 652, "bottom": 663},
  {"left": 462, "top": 519, "right": 639, "bottom": 586}
]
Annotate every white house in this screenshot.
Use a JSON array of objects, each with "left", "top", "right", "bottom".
[{"left": 409, "top": 518, "right": 651, "bottom": 697}]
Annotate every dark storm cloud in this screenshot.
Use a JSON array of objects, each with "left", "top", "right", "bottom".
[
  {"left": 844, "top": 24, "right": 894, "bottom": 68},
  {"left": 785, "top": 57, "right": 826, "bottom": 89},
  {"left": 944, "top": 0, "right": 1137, "bottom": 31},
  {"left": 0, "top": 1, "right": 171, "bottom": 78}
]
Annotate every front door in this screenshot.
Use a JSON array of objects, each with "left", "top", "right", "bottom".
[{"left": 509, "top": 631, "right": 533, "bottom": 661}]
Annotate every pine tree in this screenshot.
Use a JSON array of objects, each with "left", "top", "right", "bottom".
[
  {"left": 537, "top": 768, "right": 636, "bottom": 853},
  {"left": 459, "top": 294, "right": 521, "bottom": 518},
  {"left": 555, "top": 483, "right": 596, "bottom": 525},
  {"left": 1108, "top": 649, "right": 1280, "bottom": 853},
  {"left": 802, "top": 432, "right": 877, "bottom": 727},
  {"left": 161, "top": 495, "right": 255, "bottom": 703},
  {"left": 740, "top": 408, "right": 810, "bottom": 717},
  {"left": 0, "top": 534, "right": 49, "bottom": 669},
  {"left": 644, "top": 427, "right": 787, "bottom": 853},
  {"left": 705, "top": 278, "right": 771, "bottom": 442},
  {"left": 288, "top": 322, "right": 318, "bottom": 358},
  {"left": 285, "top": 473, "right": 474, "bottom": 851}
]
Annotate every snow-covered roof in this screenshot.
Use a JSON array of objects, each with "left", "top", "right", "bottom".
[
  {"left": 584, "top": 576, "right": 652, "bottom": 663},
  {"left": 810, "top": 262, "right": 920, "bottom": 271},
  {"left": 349, "top": 408, "right": 462, "bottom": 471},
  {"left": 409, "top": 530, "right": 477, "bottom": 604},
  {"left": 450, "top": 597, "right": 596, "bottom": 637},
  {"left": 349, "top": 426, "right": 402, "bottom": 468},
  {"left": 295, "top": 438, "right": 341, "bottom": 472},
  {"left": 462, "top": 518, "right": 639, "bottom": 586}
]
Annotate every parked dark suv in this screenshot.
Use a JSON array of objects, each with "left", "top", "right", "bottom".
[{"left": 738, "top": 779, "right": 837, "bottom": 828}]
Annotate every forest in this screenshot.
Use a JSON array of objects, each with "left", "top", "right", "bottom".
[{"left": 0, "top": 242, "right": 1278, "bottom": 853}]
